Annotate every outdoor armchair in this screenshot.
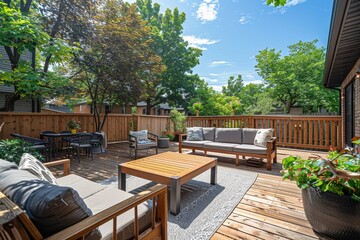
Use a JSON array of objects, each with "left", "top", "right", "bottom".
[{"left": 129, "top": 130, "right": 158, "bottom": 159}]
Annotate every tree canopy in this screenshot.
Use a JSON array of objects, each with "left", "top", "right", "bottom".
[
  {"left": 136, "top": 0, "right": 202, "bottom": 114},
  {"left": 255, "top": 40, "right": 338, "bottom": 114}
]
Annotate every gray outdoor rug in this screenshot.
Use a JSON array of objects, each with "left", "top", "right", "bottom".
[{"left": 99, "top": 165, "right": 257, "bottom": 240}]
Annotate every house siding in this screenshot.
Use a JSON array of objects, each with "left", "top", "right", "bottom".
[
  {"left": 340, "top": 58, "right": 360, "bottom": 145},
  {"left": 0, "top": 46, "right": 37, "bottom": 112}
]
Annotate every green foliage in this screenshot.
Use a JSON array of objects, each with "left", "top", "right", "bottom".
[
  {"left": 162, "top": 132, "right": 175, "bottom": 141},
  {"left": 136, "top": 0, "right": 202, "bottom": 112},
  {"left": 282, "top": 146, "right": 360, "bottom": 201},
  {"left": 189, "top": 102, "right": 203, "bottom": 116},
  {"left": 169, "top": 108, "right": 186, "bottom": 133},
  {"left": 256, "top": 40, "right": 339, "bottom": 114},
  {"left": 222, "top": 75, "right": 244, "bottom": 98},
  {"left": 0, "top": 139, "right": 44, "bottom": 165},
  {"left": 71, "top": 1, "right": 164, "bottom": 131},
  {"left": 266, "top": 0, "right": 287, "bottom": 6},
  {"left": 67, "top": 118, "right": 81, "bottom": 130}
]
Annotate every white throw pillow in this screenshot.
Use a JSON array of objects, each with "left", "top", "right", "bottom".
[
  {"left": 19, "top": 153, "right": 58, "bottom": 185},
  {"left": 186, "top": 127, "right": 204, "bottom": 141},
  {"left": 254, "top": 129, "right": 273, "bottom": 148},
  {"left": 130, "top": 130, "right": 148, "bottom": 142}
]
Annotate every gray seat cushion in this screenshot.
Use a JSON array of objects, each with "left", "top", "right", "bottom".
[
  {"left": 182, "top": 140, "right": 213, "bottom": 148},
  {"left": 242, "top": 128, "right": 258, "bottom": 144},
  {"left": 0, "top": 159, "right": 18, "bottom": 173},
  {"left": 203, "top": 127, "right": 215, "bottom": 141},
  {"left": 134, "top": 141, "right": 157, "bottom": 149},
  {"left": 215, "top": 128, "right": 242, "bottom": 144},
  {"left": 84, "top": 186, "right": 152, "bottom": 240},
  {"left": 233, "top": 144, "right": 267, "bottom": 154},
  {"left": 203, "top": 142, "right": 240, "bottom": 151},
  {"left": 57, "top": 174, "right": 107, "bottom": 199}
]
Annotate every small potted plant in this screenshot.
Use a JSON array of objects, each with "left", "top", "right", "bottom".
[
  {"left": 67, "top": 118, "right": 81, "bottom": 133},
  {"left": 281, "top": 139, "right": 360, "bottom": 239}
]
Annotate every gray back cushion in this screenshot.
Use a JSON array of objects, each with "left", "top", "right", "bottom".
[
  {"left": 202, "top": 127, "right": 215, "bottom": 141},
  {"left": 0, "top": 162, "right": 100, "bottom": 239},
  {"left": 215, "top": 128, "right": 242, "bottom": 144},
  {"left": 242, "top": 128, "right": 259, "bottom": 145}
]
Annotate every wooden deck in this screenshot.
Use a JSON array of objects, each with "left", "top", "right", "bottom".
[{"left": 49, "top": 142, "right": 325, "bottom": 240}]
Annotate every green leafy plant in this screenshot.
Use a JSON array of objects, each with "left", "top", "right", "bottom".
[
  {"left": 161, "top": 131, "right": 175, "bottom": 141},
  {"left": 67, "top": 118, "right": 81, "bottom": 130},
  {"left": 169, "top": 108, "right": 186, "bottom": 134},
  {"left": 282, "top": 141, "right": 360, "bottom": 201},
  {"left": 0, "top": 139, "right": 44, "bottom": 164}
]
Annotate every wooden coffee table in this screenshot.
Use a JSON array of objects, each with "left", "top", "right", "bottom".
[{"left": 118, "top": 152, "right": 217, "bottom": 215}]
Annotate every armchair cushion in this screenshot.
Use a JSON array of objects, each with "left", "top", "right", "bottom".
[
  {"left": 130, "top": 130, "right": 148, "bottom": 142},
  {"left": 134, "top": 141, "right": 157, "bottom": 149},
  {"left": 186, "top": 127, "right": 204, "bottom": 141},
  {"left": 254, "top": 129, "right": 274, "bottom": 148},
  {"left": 19, "top": 153, "right": 58, "bottom": 185}
]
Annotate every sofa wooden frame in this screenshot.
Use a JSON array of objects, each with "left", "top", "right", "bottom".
[
  {"left": 179, "top": 134, "right": 277, "bottom": 170},
  {"left": 0, "top": 159, "right": 168, "bottom": 240}
]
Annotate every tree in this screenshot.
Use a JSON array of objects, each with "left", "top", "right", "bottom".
[
  {"left": 265, "top": 0, "right": 287, "bottom": 6},
  {"left": 255, "top": 40, "right": 339, "bottom": 114},
  {"left": 136, "top": 0, "right": 202, "bottom": 114},
  {"left": 0, "top": 0, "right": 93, "bottom": 111},
  {"left": 222, "top": 75, "right": 244, "bottom": 98},
  {"left": 71, "top": 1, "right": 164, "bottom": 131}
]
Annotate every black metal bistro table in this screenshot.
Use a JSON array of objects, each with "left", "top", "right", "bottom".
[{"left": 40, "top": 132, "right": 78, "bottom": 161}]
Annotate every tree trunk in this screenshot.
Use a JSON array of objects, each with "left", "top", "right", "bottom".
[
  {"left": 0, "top": 93, "right": 21, "bottom": 112},
  {"left": 146, "top": 99, "right": 152, "bottom": 115}
]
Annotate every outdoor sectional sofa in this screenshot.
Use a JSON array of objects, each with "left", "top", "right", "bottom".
[
  {"left": 0, "top": 158, "right": 167, "bottom": 240},
  {"left": 179, "top": 127, "right": 277, "bottom": 170}
]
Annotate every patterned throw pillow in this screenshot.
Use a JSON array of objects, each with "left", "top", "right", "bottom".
[
  {"left": 130, "top": 130, "right": 149, "bottom": 144},
  {"left": 254, "top": 129, "right": 273, "bottom": 148},
  {"left": 19, "top": 153, "right": 58, "bottom": 185},
  {"left": 186, "top": 127, "right": 204, "bottom": 141}
]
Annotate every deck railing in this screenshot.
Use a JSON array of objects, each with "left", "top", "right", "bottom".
[{"left": 0, "top": 113, "right": 342, "bottom": 150}]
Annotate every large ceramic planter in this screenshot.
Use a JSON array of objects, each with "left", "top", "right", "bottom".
[{"left": 302, "top": 187, "right": 360, "bottom": 239}]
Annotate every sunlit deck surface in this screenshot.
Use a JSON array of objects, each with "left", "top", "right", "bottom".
[{"left": 50, "top": 142, "right": 326, "bottom": 240}]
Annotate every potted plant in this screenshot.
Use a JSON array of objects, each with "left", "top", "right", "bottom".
[
  {"left": 67, "top": 118, "right": 81, "bottom": 133},
  {"left": 281, "top": 140, "right": 360, "bottom": 239},
  {"left": 169, "top": 108, "right": 186, "bottom": 141}
]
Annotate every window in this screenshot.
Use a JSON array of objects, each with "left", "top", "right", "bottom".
[{"left": 345, "top": 81, "right": 355, "bottom": 146}]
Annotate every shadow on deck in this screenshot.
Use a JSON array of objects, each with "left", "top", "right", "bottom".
[{"left": 49, "top": 142, "right": 325, "bottom": 239}]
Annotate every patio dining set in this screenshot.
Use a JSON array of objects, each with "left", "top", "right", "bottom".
[{"left": 10, "top": 131, "right": 105, "bottom": 162}]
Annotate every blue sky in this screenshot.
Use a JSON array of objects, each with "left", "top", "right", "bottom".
[{"left": 127, "top": 0, "right": 333, "bottom": 91}]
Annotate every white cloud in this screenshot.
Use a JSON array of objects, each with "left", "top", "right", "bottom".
[
  {"left": 210, "top": 85, "right": 225, "bottom": 92},
  {"left": 201, "top": 76, "right": 218, "bottom": 83},
  {"left": 285, "top": 0, "right": 306, "bottom": 7},
  {"left": 211, "top": 61, "right": 227, "bottom": 65},
  {"left": 179, "top": 0, "right": 187, "bottom": 2},
  {"left": 196, "top": 0, "right": 219, "bottom": 22},
  {"left": 244, "top": 79, "right": 263, "bottom": 85},
  {"left": 239, "top": 16, "right": 248, "bottom": 25},
  {"left": 246, "top": 74, "right": 255, "bottom": 79},
  {"left": 183, "top": 35, "right": 219, "bottom": 50}
]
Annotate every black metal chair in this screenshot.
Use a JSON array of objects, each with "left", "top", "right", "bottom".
[
  {"left": 129, "top": 131, "right": 158, "bottom": 159},
  {"left": 68, "top": 133, "right": 93, "bottom": 163},
  {"left": 10, "top": 133, "right": 49, "bottom": 160},
  {"left": 60, "top": 130, "right": 73, "bottom": 151},
  {"left": 91, "top": 132, "right": 104, "bottom": 153}
]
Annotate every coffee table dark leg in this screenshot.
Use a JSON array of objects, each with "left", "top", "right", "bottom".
[
  {"left": 118, "top": 165, "right": 126, "bottom": 191},
  {"left": 170, "top": 176, "right": 181, "bottom": 215},
  {"left": 211, "top": 164, "right": 217, "bottom": 185}
]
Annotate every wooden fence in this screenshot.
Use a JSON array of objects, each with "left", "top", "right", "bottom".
[{"left": 0, "top": 113, "right": 342, "bottom": 150}]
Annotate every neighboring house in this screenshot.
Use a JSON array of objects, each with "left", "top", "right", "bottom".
[
  {"left": 0, "top": 47, "right": 40, "bottom": 112},
  {"left": 136, "top": 102, "right": 184, "bottom": 116},
  {"left": 73, "top": 101, "right": 132, "bottom": 114},
  {"left": 73, "top": 101, "right": 183, "bottom": 115},
  {"left": 324, "top": 0, "right": 360, "bottom": 146}
]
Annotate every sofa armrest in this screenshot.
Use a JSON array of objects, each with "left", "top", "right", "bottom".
[
  {"left": 43, "top": 159, "right": 70, "bottom": 176},
  {"left": 266, "top": 137, "right": 277, "bottom": 151},
  {"left": 46, "top": 184, "right": 168, "bottom": 240}
]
